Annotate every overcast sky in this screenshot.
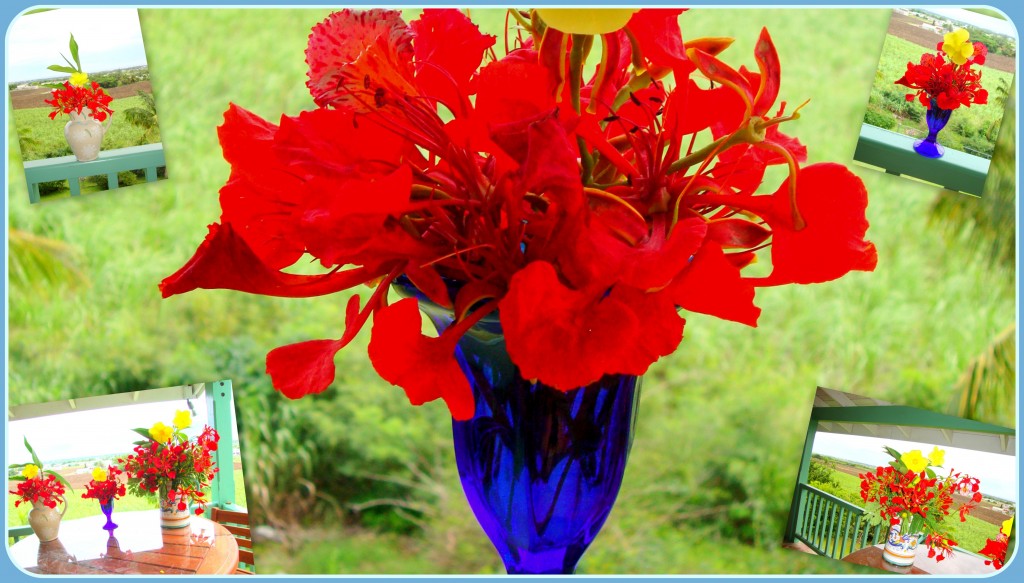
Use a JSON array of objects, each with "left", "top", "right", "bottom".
[
  {"left": 7, "top": 8, "right": 149, "bottom": 83},
  {"left": 8, "top": 395, "right": 238, "bottom": 465},
  {"left": 926, "top": 8, "right": 1018, "bottom": 39},
  {"left": 813, "top": 432, "right": 1017, "bottom": 502}
]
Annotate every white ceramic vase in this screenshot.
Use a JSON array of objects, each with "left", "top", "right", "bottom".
[
  {"left": 63, "top": 107, "right": 111, "bottom": 162},
  {"left": 28, "top": 496, "right": 67, "bottom": 542}
]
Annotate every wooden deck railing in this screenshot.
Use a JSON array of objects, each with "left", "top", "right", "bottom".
[
  {"left": 792, "top": 483, "right": 883, "bottom": 560},
  {"left": 854, "top": 123, "right": 990, "bottom": 196},
  {"left": 23, "top": 143, "right": 166, "bottom": 203}
]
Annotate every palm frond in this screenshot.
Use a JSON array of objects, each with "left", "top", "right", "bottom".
[
  {"left": 7, "top": 228, "right": 89, "bottom": 296},
  {"left": 929, "top": 88, "right": 1015, "bottom": 272},
  {"left": 951, "top": 324, "right": 1016, "bottom": 428}
]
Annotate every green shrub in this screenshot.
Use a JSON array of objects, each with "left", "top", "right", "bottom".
[{"left": 863, "top": 109, "right": 896, "bottom": 129}]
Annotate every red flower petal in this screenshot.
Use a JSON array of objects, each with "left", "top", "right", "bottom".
[
  {"left": 305, "top": 9, "right": 414, "bottom": 110},
  {"left": 668, "top": 242, "right": 761, "bottom": 326},
  {"left": 608, "top": 285, "right": 685, "bottom": 373},
  {"left": 367, "top": 298, "right": 474, "bottom": 420},
  {"left": 474, "top": 51, "right": 556, "bottom": 160},
  {"left": 267, "top": 338, "right": 345, "bottom": 399},
  {"left": 159, "top": 222, "right": 378, "bottom": 298},
  {"left": 500, "top": 261, "right": 640, "bottom": 389},
  {"left": 625, "top": 9, "right": 690, "bottom": 76},
  {"left": 410, "top": 9, "right": 495, "bottom": 115},
  {"left": 754, "top": 163, "right": 877, "bottom": 286}
]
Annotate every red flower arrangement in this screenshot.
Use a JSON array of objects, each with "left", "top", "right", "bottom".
[
  {"left": 44, "top": 81, "right": 114, "bottom": 121},
  {"left": 8, "top": 438, "right": 72, "bottom": 510},
  {"left": 160, "top": 9, "right": 876, "bottom": 419},
  {"left": 119, "top": 414, "right": 220, "bottom": 516},
  {"left": 895, "top": 29, "right": 988, "bottom": 111},
  {"left": 81, "top": 465, "right": 127, "bottom": 505},
  {"left": 859, "top": 446, "right": 982, "bottom": 562},
  {"left": 10, "top": 473, "right": 66, "bottom": 510}
]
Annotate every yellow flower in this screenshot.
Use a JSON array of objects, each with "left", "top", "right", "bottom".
[
  {"left": 942, "top": 28, "right": 974, "bottom": 66},
  {"left": 150, "top": 421, "right": 174, "bottom": 444},
  {"left": 21, "top": 464, "right": 39, "bottom": 479},
  {"left": 69, "top": 72, "right": 90, "bottom": 87},
  {"left": 901, "top": 449, "right": 929, "bottom": 474},
  {"left": 92, "top": 467, "right": 108, "bottom": 482},
  {"left": 1001, "top": 516, "right": 1014, "bottom": 537},
  {"left": 172, "top": 409, "right": 192, "bottom": 430},
  {"left": 536, "top": 9, "right": 638, "bottom": 35},
  {"left": 927, "top": 446, "right": 945, "bottom": 467}
]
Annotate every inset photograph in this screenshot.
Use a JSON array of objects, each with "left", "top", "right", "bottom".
[
  {"left": 783, "top": 387, "right": 1016, "bottom": 575},
  {"left": 7, "top": 8, "right": 167, "bottom": 204},
  {"left": 854, "top": 8, "right": 1015, "bottom": 196},
  {"left": 6, "top": 381, "right": 253, "bottom": 575}
]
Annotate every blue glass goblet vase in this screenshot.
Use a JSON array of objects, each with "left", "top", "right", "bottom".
[
  {"left": 913, "top": 99, "right": 953, "bottom": 159},
  {"left": 100, "top": 499, "right": 117, "bottom": 531},
  {"left": 404, "top": 283, "right": 641, "bottom": 575}
]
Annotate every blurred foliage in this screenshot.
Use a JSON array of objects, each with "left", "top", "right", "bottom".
[
  {"left": 930, "top": 88, "right": 1016, "bottom": 427},
  {"left": 4, "top": 7, "right": 1016, "bottom": 575}
]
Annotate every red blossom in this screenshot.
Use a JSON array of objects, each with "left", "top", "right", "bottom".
[
  {"left": 45, "top": 81, "right": 114, "bottom": 121},
  {"left": 161, "top": 9, "right": 877, "bottom": 414},
  {"left": 895, "top": 46, "right": 987, "bottom": 111}
]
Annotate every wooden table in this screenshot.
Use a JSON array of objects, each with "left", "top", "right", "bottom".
[
  {"left": 842, "top": 544, "right": 996, "bottom": 575},
  {"left": 9, "top": 510, "right": 238, "bottom": 575}
]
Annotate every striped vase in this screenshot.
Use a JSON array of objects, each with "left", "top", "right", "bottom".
[
  {"left": 158, "top": 487, "right": 192, "bottom": 530},
  {"left": 882, "top": 524, "right": 919, "bottom": 568}
]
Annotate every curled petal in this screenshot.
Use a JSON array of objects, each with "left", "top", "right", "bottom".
[
  {"left": 755, "top": 163, "right": 877, "bottom": 286},
  {"left": 159, "top": 223, "right": 377, "bottom": 298},
  {"left": 368, "top": 298, "right": 474, "bottom": 420},
  {"left": 410, "top": 9, "right": 495, "bottom": 114},
  {"left": 668, "top": 242, "right": 761, "bottom": 327},
  {"left": 500, "top": 261, "right": 640, "bottom": 389}
]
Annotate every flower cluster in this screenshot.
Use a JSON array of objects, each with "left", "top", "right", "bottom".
[
  {"left": 160, "top": 9, "right": 876, "bottom": 419},
  {"left": 81, "top": 465, "right": 127, "bottom": 504},
  {"left": 895, "top": 28, "right": 988, "bottom": 111},
  {"left": 119, "top": 411, "right": 220, "bottom": 515},
  {"left": 9, "top": 468, "right": 66, "bottom": 509},
  {"left": 44, "top": 81, "right": 114, "bottom": 121},
  {"left": 859, "top": 446, "right": 982, "bottom": 562},
  {"left": 977, "top": 516, "right": 1013, "bottom": 570}
]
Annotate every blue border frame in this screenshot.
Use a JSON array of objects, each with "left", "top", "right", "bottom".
[{"left": 2, "top": 2, "right": 1020, "bottom": 582}]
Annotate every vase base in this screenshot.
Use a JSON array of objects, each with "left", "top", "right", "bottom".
[{"left": 913, "top": 139, "right": 944, "bottom": 158}]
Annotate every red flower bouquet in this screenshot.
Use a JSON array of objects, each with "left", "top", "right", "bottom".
[
  {"left": 8, "top": 438, "right": 72, "bottom": 510},
  {"left": 120, "top": 413, "right": 220, "bottom": 515},
  {"left": 895, "top": 28, "right": 988, "bottom": 111},
  {"left": 45, "top": 81, "right": 114, "bottom": 121},
  {"left": 160, "top": 9, "right": 876, "bottom": 420},
  {"left": 859, "top": 446, "right": 982, "bottom": 562},
  {"left": 81, "top": 466, "right": 127, "bottom": 504}
]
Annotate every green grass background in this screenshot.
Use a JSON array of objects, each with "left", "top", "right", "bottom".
[
  {"left": 5, "top": 8, "right": 1014, "bottom": 575},
  {"left": 863, "top": 34, "right": 1014, "bottom": 157}
]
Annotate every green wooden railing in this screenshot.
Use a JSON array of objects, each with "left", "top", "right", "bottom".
[
  {"left": 854, "top": 123, "right": 990, "bottom": 196},
  {"left": 23, "top": 143, "right": 166, "bottom": 203},
  {"left": 792, "top": 483, "right": 883, "bottom": 560}
]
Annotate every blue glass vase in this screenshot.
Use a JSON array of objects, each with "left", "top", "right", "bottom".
[
  {"left": 913, "top": 98, "right": 953, "bottom": 159},
  {"left": 100, "top": 499, "right": 117, "bottom": 531},
  {"left": 401, "top": 281, "right": 641, "bottom": 574}
]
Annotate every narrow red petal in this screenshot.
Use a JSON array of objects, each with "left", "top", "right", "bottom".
[{"left": 266, "top": 339, "right": 344, "bottom": 398}]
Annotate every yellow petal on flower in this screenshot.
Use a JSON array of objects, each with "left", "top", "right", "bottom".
[
  {"left": 173, "top": 409, "right": 192, "bottom": 430},
  {"left": 69, "top": 72, "right": 89, "bottom": 87},
  {"left": 945, "top": 28, "right": 970, "bottom": 47},
  {"left": 536, "top": 9, "right": 638, "bottom": 35},
  {"left": 150, "top": 421, "right": 174, "bottom": 444},
  {"left": 1001, "top": 516, "right": 1014, "bottom": 537},
  {"left": 901, "top": 449, "right": 929, "bottom": 474},
  {"left": 92, "top": 467, "right": 108, "bottom": 482},
  {"left": 22, "top": 464, "right": 40, "bottom": 479},
  {"left": 927, "top": 446, "right": 945, "bottom": 467}
]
